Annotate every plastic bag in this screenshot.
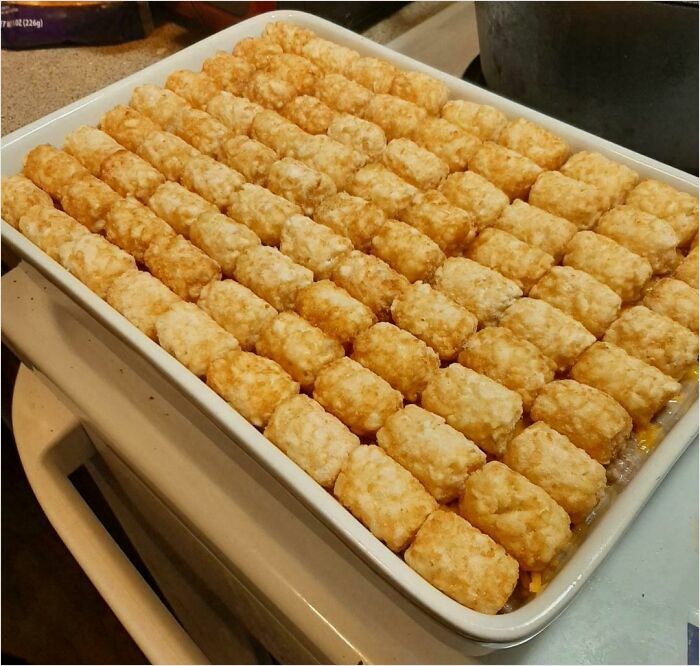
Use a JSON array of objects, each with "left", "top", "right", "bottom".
[{"left": 1, "top": 1, "right": 153, "bottom": 49}]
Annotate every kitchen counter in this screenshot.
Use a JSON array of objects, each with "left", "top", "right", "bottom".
[
  {"left": 2, "top": 3, "right": 697, "bottom": 663},
  {"left": 0, "top": 1, "right": 449, "bottom": 136}
]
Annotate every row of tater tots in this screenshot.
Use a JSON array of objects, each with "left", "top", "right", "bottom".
[{"left": 2, "top": 20, "right": 698, "bottom": 616}]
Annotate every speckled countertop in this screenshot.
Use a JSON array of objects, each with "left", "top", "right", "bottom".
[{"left": 0, "top": 2, "right": 450, "bottom": 136}]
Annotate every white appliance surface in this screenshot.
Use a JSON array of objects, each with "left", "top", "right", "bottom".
[{"left": 3, "top": 3, "right": 698, "bottom": 663}]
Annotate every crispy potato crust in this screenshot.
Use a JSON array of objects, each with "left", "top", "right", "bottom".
[
  {"left": 313, "top": 357, "right": 403, "bottom": 436},
  {"left": 405, "top": 511, "right": 519, "bottom": 614},
  {"left": 459, "top": 461, "right": 571, "bottom": 571},
  {"left": 333, "top": 445, "right": 436, "bottom": 552},
  {"left": 265, "top": 394, "right": 360, "bottom": 488},
  {"left": 207, "top": 349, "right": 300, "bottom": 427}
]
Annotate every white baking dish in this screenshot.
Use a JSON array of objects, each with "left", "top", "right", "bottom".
[{"left": 1, "top": 10, "right": 698, "bottom": 646}]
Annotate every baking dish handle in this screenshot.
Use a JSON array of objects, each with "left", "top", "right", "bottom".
[{"left": 11, "top": 365, "right": 209, "bottom": 665}]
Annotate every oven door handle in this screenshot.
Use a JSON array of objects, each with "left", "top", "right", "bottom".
[{"left": 11, "top": 365, "right": 209, "bottom": 665}]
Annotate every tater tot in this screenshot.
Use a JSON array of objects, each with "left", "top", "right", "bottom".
[
  {"left": 499, "top": 298, "right": 596, "bottom": 372},
  {"left": 504, "top": 422, "right": 606, "bottom": 522},
  {"left": 349, "top": 163, "right": 418, "bottom": 218},
  {"left": 246, "top": 70, "right": 297, "bottom": 111},
  {"left": 603, "top": 306, "right": 698, "bottom": 379},
  {"left": 352, "top": 323, "right": 440, "bottom": 401},
  {"left": 59, "top": 234, "right": 137, "bottom": 298},
  {"left": 144, "top": 233, "right": 221, "bottom": 301},
  {"left": 469, "top": 141, "right": 542, "bottom": 201},
  {"left": 625, "top": 179, "right": 699, "bottom": 247},
  {"left": 400, "top": 190, "right": 476, "bottom": 257},
  {"left": 99, "top": 149, "right": 165, "bottom": 203},
  {"left": 313, "top": 192, "right": 385, "bottom": 251},
  {"left": 326, "top": 113, "right": 386, "bottom": 161},
  {"left": 255, "top": 312, "right": 344, "bottom": 389},
  {"left": 265, "top": 54, "right": 321, "bottom": 96},
  {"left": 207, "top": 349, "right": 300, "bottom": 428},
  {"left": 106, "top": 270, "right": 180, "bottom": 340},
  {"left": 129, "top": 84, "right": 190, "bottom": 131},
  {"left": 432, "top": 257, "right": 522, "bottom": 326},
  {"left": 498, "top": 117, "right": 569, "bottom": 170},
  {"left": 294, "top": 279, "right": 376, "bottom": 347},
  {"left": 370, "top": 218, "right": 445, "bottom": 283},
  {"left": 441, "top": 100, "right": 508, "bottom": 142},
  {"left": 104, "top": 196, "right": 175, "bottom": 262},
  {"left": 404, "top": 511, "right": 519, "bottom": 614},
  {"left": 674, "top": 246, "right": 699, "bottom": 289},
  {"left": 262, "top": 21, "right": 314, "bottom": 55},
  {"left": 233, "top": 36, "right": 283, "bottom": 68},
  {"left": 201, "top": 52, "right": 253, "bottom": 96},
  {"left": 218, "top": 134, "right": 277, "bottom": 186},
  {"left": 206, "top": 92, "right": 263, "bottom": 135},
  {"left": 63, "top": 125, "right": 123, "bottom": 176},
  {"left": 439, "top": 171, "right": 509, "bottom": 229},
  {"left": 1, "top": 175, "right": 54, "bottom": 228},
  {"left": 250, "top": 109, "right": 307, "bottom": 157},
  {"left": 348, "top": 56, "right": 397, "bottom": 94},
  {"left": 571, "top": 342, "right": 681, "bottom": 427},
  {"left": 18, "top": 206, "right": 89, "bottom": 261},
  {"left": 492, "top": 199, "right": 576, "bottom": 261},
  {"left": 412, "top": 117, "right": 481, "bottom": 173},
  {"left": 362, "top": 93, "right": 427, "bottom": 141},
  {"left": 198, "top": 279, "right": 276, "bottom": 351},
  {"left": 314, "top": 357, "right": 403, "bottom": 436},
  {"left": 390, "top": 70, "right": 448, "bottom": 116},
  {"left": 422, "top": 364, "right": 522, "bottom": 456},
  {"left": 23, "top": 144, "right": 89, "bottom": 199},
  {"left": 233, "top": 245, "right": 313, "bottom": 311},
  {"left": 315, "top": 73, "right": 373, "bottom": 115},
  {"left": 226, "top": 183, "right": 301, "bottom": 245},
  {"left": 334, "top": 445, "right": 436, "bottom": 552},
  {"left": 530, "top": 379, "right": 632, "bottom": 464},
  {"left": 378, "top": 405, "right": 485, "bottom": 502},
  {"left": 169, "top": 107, "right": 230, "bottom": 157},
  {"left": 292, "top": 133, "right": 364, "bottom": 190},
  {"left": 563, "top": 230, "right": 653, "bottom": 303},
  {"left": 596, "top": 205, "right": 679, "bottom": 275},
  {"left": 279, "top": 214, "right": 352, "bottom": 279},
  {"left": 165, "top": 70, "right": 218, "bottom": 109},
  {"left": 148, "top": 181, "right": 216, "bottom": 237},
  {"left": 466, "top": 228, "right": 554, "bottom": 294},
  {"left": 458, "top": 327, "right": 556, "bottom": 410},
  {"left": 529, "top": 171, "right": 607, "bottom": 230},
  {"left": 180, "top": 154, "right": 245, "bottom": 210},
  {"left": 189, "top": 210, "right": 259, "bottom": 276},
  {"left": 60, "top": 176, "right": 120, "bottom": 233},
  {"left": 459, "top": 461, "right": 571, "bottom": 571},
  {"left": 266, "top": 157, "right": 336, "bottom": 215},
  {"left": 264, "top": 394, "right": 360, "bottom": 488},
  {"left": 391, "top": 282, "right": 477, "bottom": 361},
  {"left": 382, "top": 138, "right": 449, "bottom": 190},
  {"left": 99, "top": 105, "right": 159, "bottom": 153},
  {"left": 560, "top": 151, "right": 639, "bottom": 208},
  {"left": 281, "top": 95, "right": 334, "bottom": 134},
  {"left": 136, "top": 130, "right": 199, "bottom": 182},
  {"left": 301, "top": 36, "right": 359, "bottom": 75},
  {"left": 529, "top": 266, "right": 622, "bottom": 338},
  {"left": 643, "top": 277, "right": 698, "bottom": 333},
  {"left": 331, "top": 250, "right": 409, "bottom": 321}
]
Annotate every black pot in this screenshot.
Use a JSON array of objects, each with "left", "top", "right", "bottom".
[{"left": 475, "top": 1, "right": 699, "bottom": 174}]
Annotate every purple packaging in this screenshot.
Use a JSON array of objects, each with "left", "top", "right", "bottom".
[{"left": 1, "top": 1, "right": 153, "bottom": 49}]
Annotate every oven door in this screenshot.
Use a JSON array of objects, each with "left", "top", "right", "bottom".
[{"left": 6, "top": 260, "right": 698, "bottom": 665}]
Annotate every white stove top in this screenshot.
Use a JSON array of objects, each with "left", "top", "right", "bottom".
[{"left": 3, "top": 4, "right": 698, "bottom": 663}]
